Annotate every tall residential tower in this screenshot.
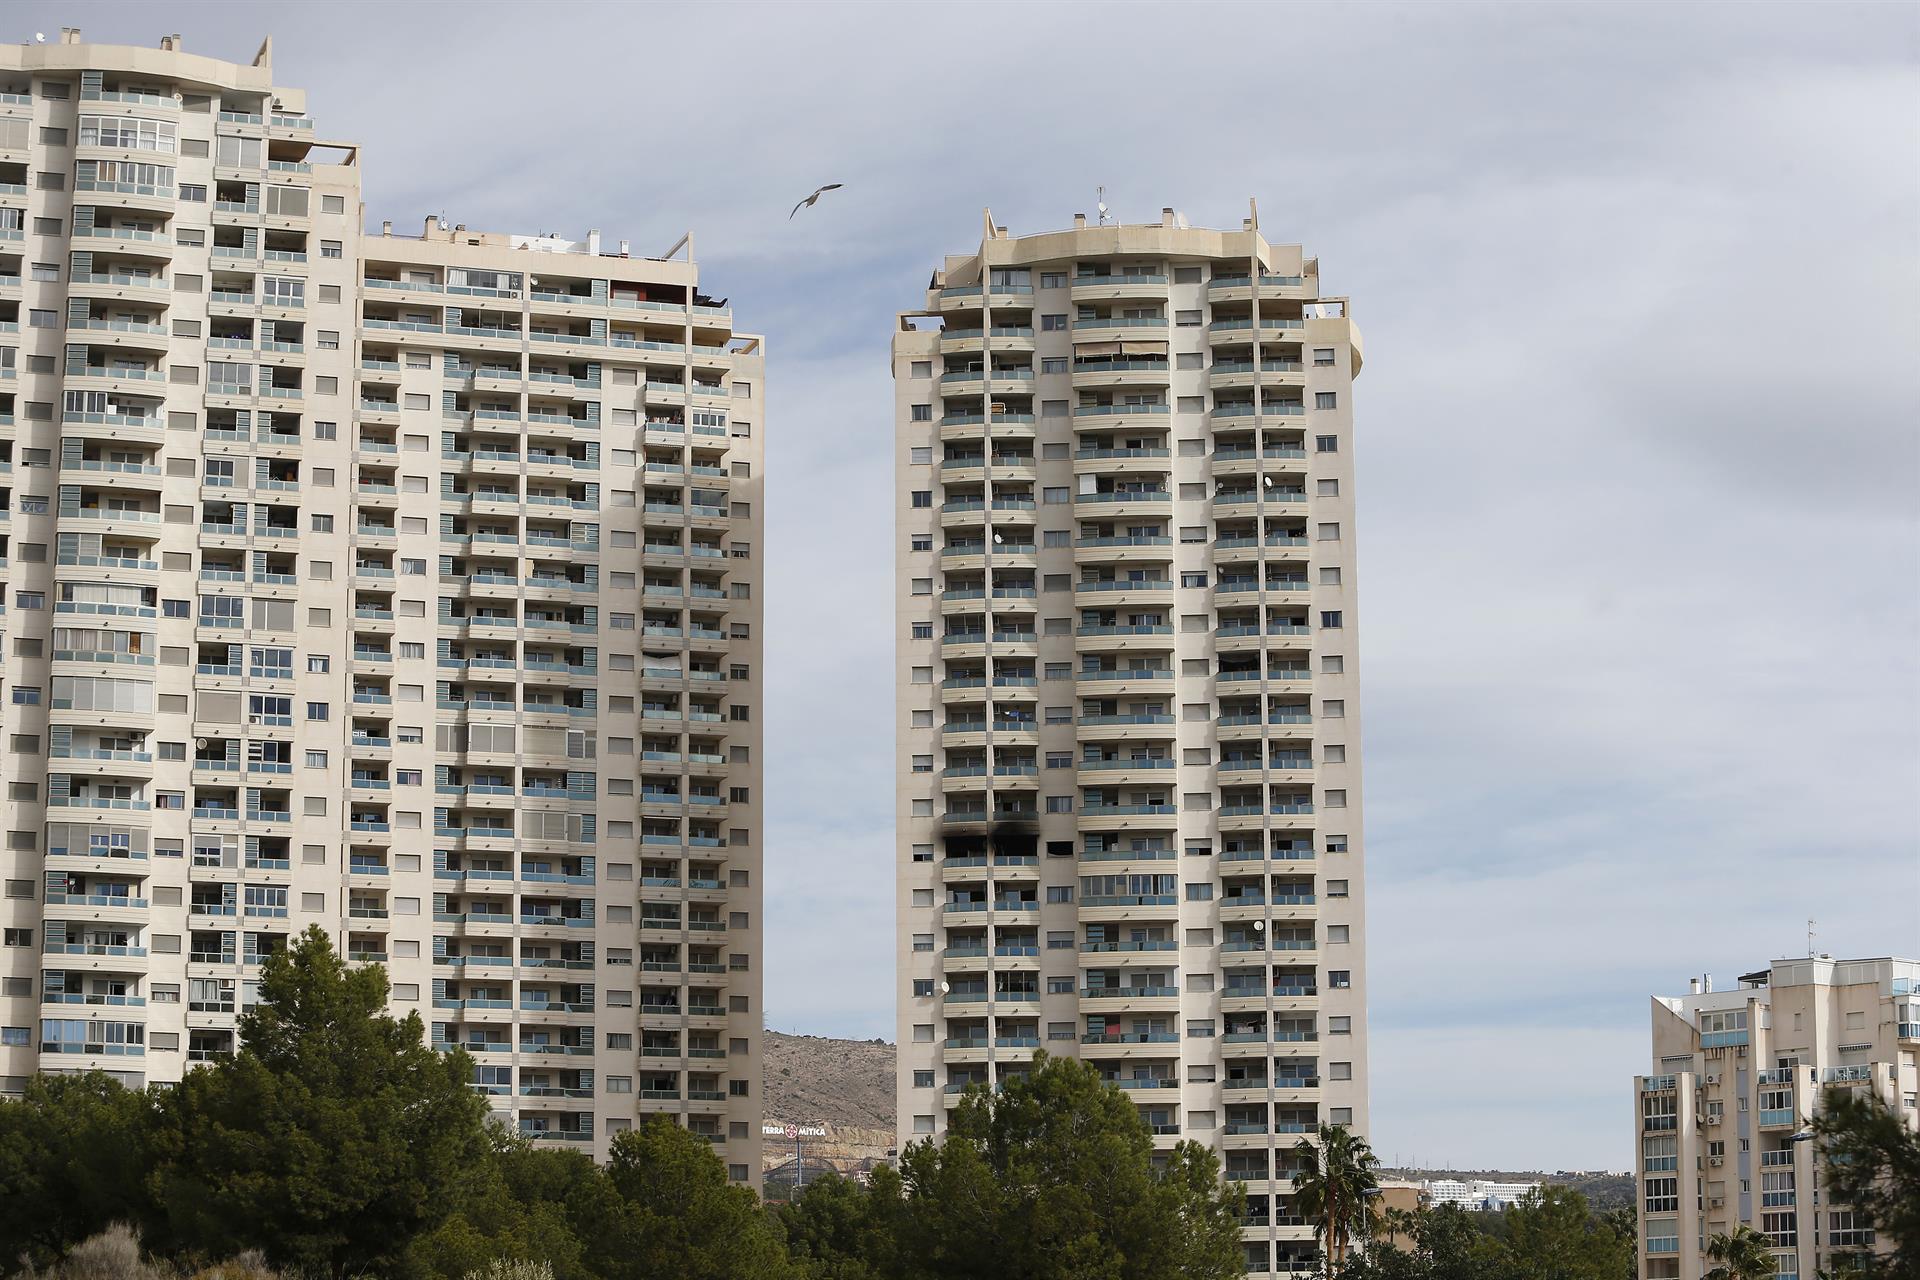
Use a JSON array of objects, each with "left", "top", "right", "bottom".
[
  {"left": 0, "top": 31, "right": 766, "bottom": 1183},
  {"left": 1633, "top": 956, "right": 1919, "bottom": 1279},
  {"left": 894, "top": 208, "right": 1369, "bottom": 1275}
]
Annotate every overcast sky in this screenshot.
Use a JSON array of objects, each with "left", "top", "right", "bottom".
[{"left": 28, "top": 0, "right": 1917, "bottom": 1172}]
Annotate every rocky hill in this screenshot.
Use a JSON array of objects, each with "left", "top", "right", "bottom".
[
  {"left": 764, "top": 1029, "right": 895, "bottom": 1131},
  {"left": 760, "top": 1031, "right": 896, "bottom": 1189}
]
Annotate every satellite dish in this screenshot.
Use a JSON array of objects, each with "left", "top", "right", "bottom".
[
  {"left": 937, "top": 980, "right": 950, "bottom": 994},
  {"left": 194, "top": 738, "right": 208, "bottom": 749},
  {"left": 1252, "top": 920, "right": 1265, "bottom": 931},
  {"left": 34, "top": 32, "right": 46, "bottom": 42},
  {"left": 992, "top": 533, "right": 1004, "bottom": 545}
]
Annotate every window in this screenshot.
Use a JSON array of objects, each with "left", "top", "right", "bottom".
[
  {"left": 257, "top": 277, "right": 304, "bottom": 308},
  {"left": 910, "top": 533, "right": 932, "bottom": 552},
  {"left": 10, "top": 686, "right": 40, "bottom": 705},
  {"left": 1039, "top": 272, "right": 1066, "bottom": 288},
  {"left": 909, "top": 404, "right": 931, "bottom": 422},
  {"left": 1315, "top": 392, "right": 1338, "bottom": 409},
  {"left": 1314, "top": 348, "right": 1336, "bottom": 366},
  {"left": 1316, "top": 435, "right": 1339, "bottom": 453},
  {"left": 909, "top": 446, "right": 932, "bottom": 464},
  {"left": 910, "top": 491, "right": 931, "bottom": 508},
  {"left": 1040, "top": 314, "right": 1067, "bottom": 331},
  {"left": 1317, "top": 522, "right": 1340, "bottom": 541},
  {"left": 1320, "top": 611, "right": 1342, "bottom": 628},
  {"left": 1324, "top": 789, "right": 1347, "bottom": 808},
  {"left": 80, "top": 115, "right": 178, "bottom": 153},
  {"left": 30, "top": 262, "right": 57, "bottom": 283},
  {"left": 321, "top": 239, "right": 343, "bottom": 259},
  {"left": 264, "top": 186, "right": 310, "bottom": 218},
  {"left": 306, "top": 702, "right": 329, "bottom": 721}
]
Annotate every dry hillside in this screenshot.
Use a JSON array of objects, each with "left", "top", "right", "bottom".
[
  {"left": 760, "top": 1031, "right": 896, "bottom": 1185},
  {"left": 763, "top": 1029, "right": 895, "bottom": 1131}
]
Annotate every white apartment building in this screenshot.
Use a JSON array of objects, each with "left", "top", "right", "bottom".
[
  {"left": 1422, "top": 1178, "right": 1541, "bottom": 1211},
  {"left": 1633, "top": 956, "right": 1920, "bottom": 1279},
  {"left": 0, "top": 30, "right": 766, "bottom": 1183},
  {"left": 894, "top": 208, "right": 1370, "bottom": 1276}
]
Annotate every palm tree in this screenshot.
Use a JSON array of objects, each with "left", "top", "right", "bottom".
[
  {"left": 1292, "top": 1122, "right": 1381, "bottom": 1275},
  {"left": 1704, "top": 1225, "right": 1776, "bottom": 1280}
]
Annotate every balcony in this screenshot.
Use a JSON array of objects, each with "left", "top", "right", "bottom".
[
  {"left": 1070, "top": 316, "right": 1168, "bottom": 342},
  {"left": 1069, "top": 274, "right": 1169, "bottom": 303}
]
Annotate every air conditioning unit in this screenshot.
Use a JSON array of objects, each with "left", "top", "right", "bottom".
[
  {"left": 1710, "top": 1197, "right": 1725, "bottom": 1209},
  {"left": 1706, "top": 1114, "right": 1722, "bottom": 1126},
  {"left": 1706, "top": 1073, "right": 1722, "bottom": 1085}
]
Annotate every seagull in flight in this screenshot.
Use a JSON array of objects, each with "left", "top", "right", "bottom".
[{"left": 790, "top": 183, "right": 844, "bottom": 219}]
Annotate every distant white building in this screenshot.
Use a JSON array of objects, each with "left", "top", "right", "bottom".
[{"left": 1424, "top": 1178, "right": 1541, "bottom": 1211}]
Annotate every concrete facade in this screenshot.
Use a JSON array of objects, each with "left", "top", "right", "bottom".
[
  {"left": 0, "top": 31, "right": 765, "bottom": 1184},
  {"left": 1633, "top": 957, "right": 1920, "bottom": 1279},
  {"left": 893, "top": 209, "right": 1371, "bottom": 1275}
]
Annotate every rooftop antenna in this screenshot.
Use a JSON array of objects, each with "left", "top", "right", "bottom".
[
  {"left": 1097, "top": 186, "right": 1111, "bottom": 226},
  {"left": 1807, "top": 918, "right": 1816, "bottom": 959}
]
